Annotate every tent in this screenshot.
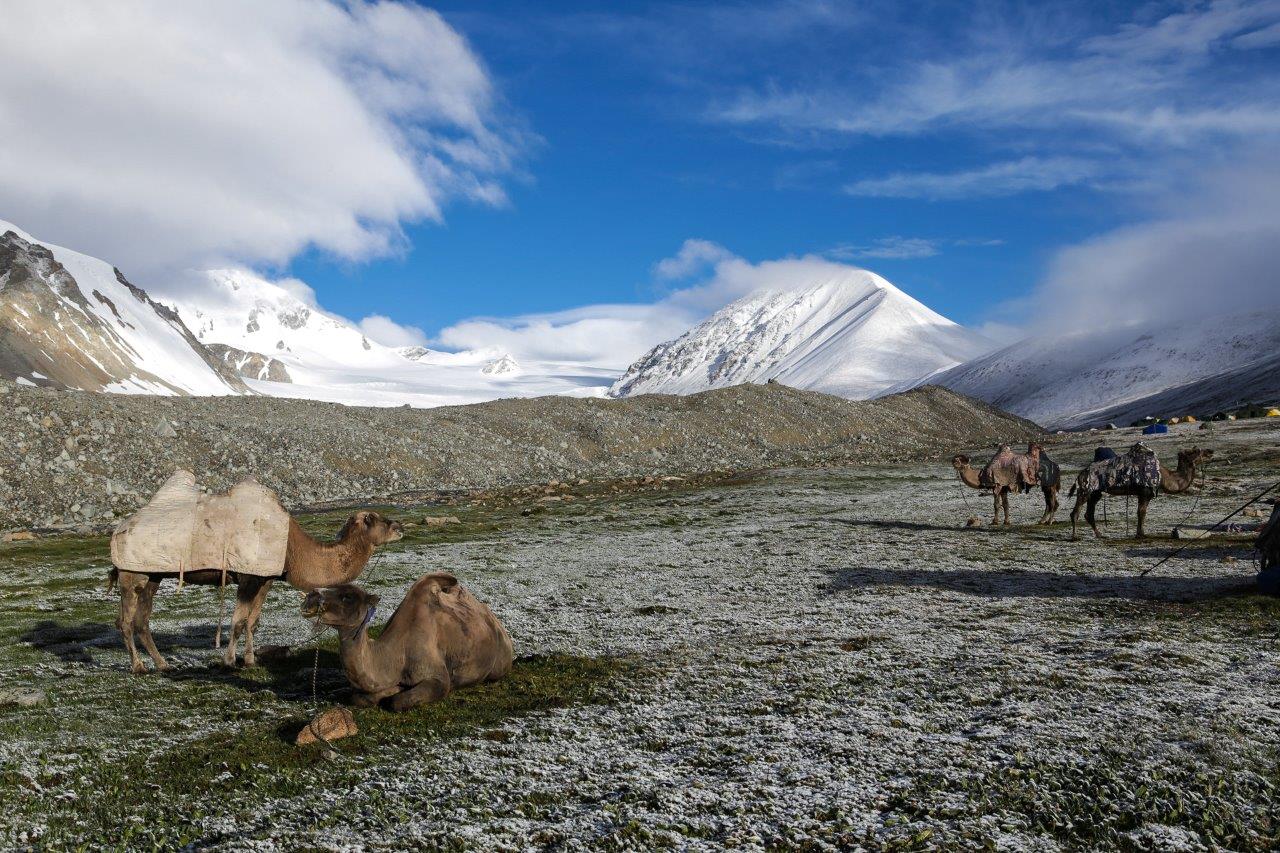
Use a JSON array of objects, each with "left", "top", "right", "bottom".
[{"left": 1142, "top": 423, "right": 1169, "bottom": 435}]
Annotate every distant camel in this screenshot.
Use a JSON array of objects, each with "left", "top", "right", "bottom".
[
  {"left": 952, "top": 445, "right": 1059, "bottom": 525},
  {"left": 111, "top": 511, "right": 403, "bottom": 673},
  {"left": 952, "top": 442, "right": 1053, "bottom": 525},
  {"left": 1069, "top": 446, "right": 1213, "bottom": 540}
]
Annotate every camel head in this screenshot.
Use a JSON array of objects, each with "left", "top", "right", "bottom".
[
  {"left": 1027, "top": 442, "right": 1043, "bottom": 458},
  {"left": 301, "top": 583, "right": 380, "bottom": 630},
  {"left": 338, "top": 510, "right": 404, "bottom": 545},
  {"left": 951, "top": 454, "right": 970, "bottom": 471},
  {"left": 1178, "top": 446, "right": 1215, "bottom": 467}
]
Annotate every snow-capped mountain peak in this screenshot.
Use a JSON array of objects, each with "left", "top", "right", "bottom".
[
  {"left": 610, "top": 270, "right": 992, "bottom": 399},
  {"left": 0, "top": 220, "right": 245, "bottom": 395}
]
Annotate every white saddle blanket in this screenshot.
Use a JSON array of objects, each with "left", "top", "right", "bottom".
[{"left": 111, "top": 470, "right": 289, "bottom": 578}]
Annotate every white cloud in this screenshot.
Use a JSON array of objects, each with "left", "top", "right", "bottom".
[
  {"left": 436, "top": 304, "right": 698, "bottom": 369},
  {"left": 359, "top": 314, "right": 429, "bottom": 348},
  {"left": 845, "top": 157, "right": 1099, "bottom": 200},
  {"left": 434, "top": 244, "right": 902, "bottom": 369},
  {"left": 653, "top": 238, "right": 736, "bottom": 279},
  {"left": 1030, "top": 151, "right": 1280, "bottom": 334},
  {"left": 715, "top": 2, "right": 1280, "bottom": 200},
  {"left": 0, "top": 0, "right": 520, "bottom": 275},
  {"left": 828, "top": 237, "right": 940, "bottom": 260}
]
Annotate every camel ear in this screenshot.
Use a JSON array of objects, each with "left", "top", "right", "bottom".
[
  {"left": 360, "top": 511, "right": 374, "bottom": 527},
  {"left": 426, "top": 572, "right": 458, "bottom": 593}
]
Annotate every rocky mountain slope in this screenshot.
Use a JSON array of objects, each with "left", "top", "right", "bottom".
[
  {"left": 903, "top": 309, "right": 1280, "bottom": 429},
  {"left": 0, "top": 221, "right": 246, "bottom": 395},
  {"left": 610, "top": 271, "right": 992, "bottom": 400},
  {"left": 0, "top": 380, "right": 1037, "bottom": 531}
]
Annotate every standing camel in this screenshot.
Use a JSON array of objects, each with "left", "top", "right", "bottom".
[
  {"left": 110, "top": 511, "right": 403, "bottom": 673},
  {"left": 1069, "top": 446, "right": 1213, "bottom": 540},
  {"left": 952, "top": 444, "right": 1061, "bottom": 525},
  {"left": 951, "top": 442, "right": 1048, "bottom": 525}
]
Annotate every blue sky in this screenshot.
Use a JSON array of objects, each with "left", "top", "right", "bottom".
[
  {"left": 290, "top": 0, "right": 1280, "bottom": 346},
  {"left": 290, "top": 0, "right": 1120, "bottom": 332},
  {"left": 2, "top": 1, "right": 1278, "bottom": 366}
]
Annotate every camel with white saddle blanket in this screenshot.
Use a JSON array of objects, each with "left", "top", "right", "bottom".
[{"left": 109, "top": 470, "right": 402, "bottom": 673}]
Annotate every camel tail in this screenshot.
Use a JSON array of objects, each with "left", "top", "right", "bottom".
[{"left": 106, "top": 566, "right": 118, "bottom": 595}]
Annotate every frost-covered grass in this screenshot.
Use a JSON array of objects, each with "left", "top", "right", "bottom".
[{"left": 1, "top": 421, "right": 1278, "bottom": 850}]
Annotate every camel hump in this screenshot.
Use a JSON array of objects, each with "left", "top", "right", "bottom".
[{"left": 111, "top": 471, "right": 288, "bottom": 577}]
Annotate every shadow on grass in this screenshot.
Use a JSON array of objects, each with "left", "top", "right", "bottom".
[
  {"left": 8, "top": 651, "right": 639, "bottom": 849},
  {"left": 20, "top": 619, "right": 227, "bottom": 664},
  {"left": 822, "top": 564, "right": 1259, "bottom": 603}
]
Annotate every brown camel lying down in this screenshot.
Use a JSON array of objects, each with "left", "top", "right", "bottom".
[{"left": 301, "top": 573, "right": 513, "bottom": 712}]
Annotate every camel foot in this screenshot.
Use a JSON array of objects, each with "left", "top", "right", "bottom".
[
  {"left": 351, "top": 691, "right": 381, "bottom": 708},
  {"left": 154, "top": 660, "right": 172, "bottom": 672},
  {"left": 130, "top": 660, "right": 148, "bottom": 675}
]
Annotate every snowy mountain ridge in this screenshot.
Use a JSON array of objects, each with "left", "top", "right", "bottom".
[
  {"left": 610, "top": 270, "right": 993, "bottom": 400},
  {"left": 0, "top": 219, "right": 245, "bottom": 395},
  {"left": 899, "top": 309, "right": 1280, "bottom": 429}
]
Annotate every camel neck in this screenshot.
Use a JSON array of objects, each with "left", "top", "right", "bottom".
[
  {"left": 285, "top": 519, "right": 374, "bottom": 590},
  {"left": 1162, "top": 458, "right": 1198, "bottom": 493},
  {"left": 337, "top": 622, "right": 397, "bottom": 691}
]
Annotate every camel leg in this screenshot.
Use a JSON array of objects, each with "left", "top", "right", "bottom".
[
  {"left": 1001, "top": 490, "right": 1011, "bottom": 526},
  {"left": 1136, "top": 494, "right": 1149, "bottom": 539},
  {"left": 1070, "top": 492, "right": 1086, "bottom": 539},
  {"left": 386, "top": 676, "right": 450, "bottom": 713},
  {"left": 134, "top": 578, "right": 169, "bottom": 672},
  {"left": 990, "top": 490, "right": 1001, "bottom": 525},
  {"left": 116, "top": 571, "right": 148, "bottom": 674},
  {"left": 351, "top": 690, "right": 392, "bottom": 708},
  {"left": 223, "top": 581, "right": 249, "bottom": 667},
  {"left": 1085, "top": 493, "right": 1103, "bottom": 539},
  {"left": 238, "top": 577, "right": 274, "bottom": 668},
  {"left": 1039, "top": 484, "right": 1058, "bottom": 524}
]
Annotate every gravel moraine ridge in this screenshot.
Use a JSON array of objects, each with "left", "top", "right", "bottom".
[{"left": 0, "top": 381, "right": 1037, "bottom": 532}]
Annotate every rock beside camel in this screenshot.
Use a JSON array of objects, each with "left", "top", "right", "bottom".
[{"left": 296, "top": 707, "right": 357, "bottom": 746}]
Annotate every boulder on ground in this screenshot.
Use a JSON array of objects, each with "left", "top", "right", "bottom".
[
  {"left": 422, "top": 515, "right": 461, "bottom": 526},
  {"left": 296, "top": 706, "right": 357, "bottom": 745}
]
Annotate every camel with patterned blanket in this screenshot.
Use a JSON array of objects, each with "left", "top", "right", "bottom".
[{"left": 1068, "top": 445, "right": 1213, "bottom": 540}]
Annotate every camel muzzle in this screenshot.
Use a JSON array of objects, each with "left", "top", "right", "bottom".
[{"left": 300, "top": 592, "right": 324, "bottom": 618}]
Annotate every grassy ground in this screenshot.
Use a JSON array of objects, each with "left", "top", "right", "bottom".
[{"left": 1, "top": 418, "right": 1278, "bottom": 850}]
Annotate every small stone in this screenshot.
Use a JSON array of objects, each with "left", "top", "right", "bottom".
[
  {"left": 421, "top": 516, "right": 461, "bottom": 526},
  {"left": 966, "top": 517, "right": 982, "bottom": 527},
  {"left": 154, "top": 419, "right": 177, "bottom": 438},
  {"left": 296, "top": 707, "right": 358, "bottom": 745},
  {"left": 3, "top": 531, "right": 36, "bottom": 542}
]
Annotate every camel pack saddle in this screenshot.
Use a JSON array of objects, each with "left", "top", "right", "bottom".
[
  {"left": 1081, "top": 443, "right": 1161, "bottom": 495},
  {"left": 111, "top": 469, "right": 290, "bottom": 580}
]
